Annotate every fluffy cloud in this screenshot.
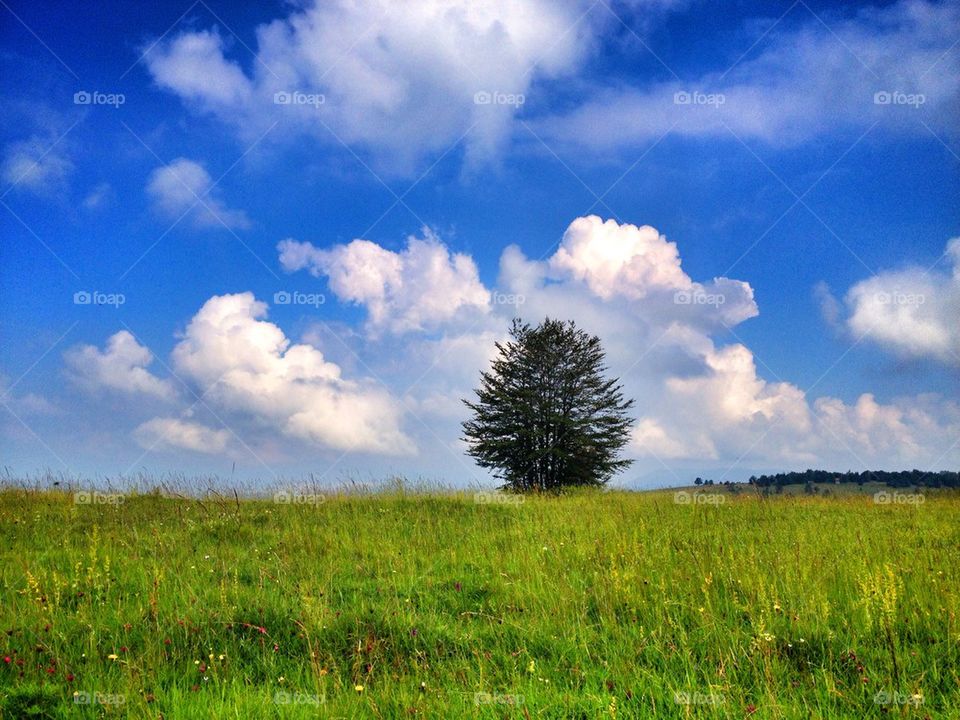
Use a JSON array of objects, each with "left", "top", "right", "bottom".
[
  {"left": 64, "top": 331, "right": 176, "bottom": 400},
  {"left": 278, "top": 229, "right": 491, "bottom": 334},
  {"left": 146, "top": 158, "right": 250, "bottom": 230},
  {"left": 169, "top": 292, "right": 414, "bottom": 455},
  {"left": 143, "top": 0, "right": 602, "bottom": 171},
  {"left": 279, "top": 215, "right": 960, "bottom": 473},
  {"left": 539, "top": 0, "right": 959, "bottom": 152},
  {"left": 133, "top": 417, "right": 230, "bottom": 454},
  {"left": 844, "top": 238, "right": 960, "bottom": 364}
]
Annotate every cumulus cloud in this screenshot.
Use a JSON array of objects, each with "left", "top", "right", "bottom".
[
  {"left": 142, "top": 0, "right": 604, "bottom": 171},
  {"left": 279, "top": 215, "right": 960, "bottom": 472},
  {"left": 843, "top": 238, "right": 960, "bottom": 364},
  {"left": 278, "top": 228, "right": 491, "bottom": 334},
  {"left": 539, "top": 0, "right": 959, "bottom": 152},
  {"left": 170, "top": 292, "right": 414, "bottom": 455},
  {"left": 133, "top": 417, "right": 230, "bottom": 454},
  {"left": 146, "top": 158, "right": 250, "bottom": 230},
  {"left": 64, "top": 331, "right": 176, "bottom": 400}
]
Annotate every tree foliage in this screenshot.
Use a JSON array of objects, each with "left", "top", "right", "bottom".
[{"left": 462, "top": 318, "right": 635, "bottom": 491}]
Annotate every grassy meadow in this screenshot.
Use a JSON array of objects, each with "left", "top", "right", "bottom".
[{"left": 0, "top": 484, "right": 957, "bottom": 718}]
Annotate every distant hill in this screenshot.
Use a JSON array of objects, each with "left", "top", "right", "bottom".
[{"left": 747, "top": 469, "right": 959, "bottom": 489}]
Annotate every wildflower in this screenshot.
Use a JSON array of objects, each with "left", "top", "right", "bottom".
[
  {"left": 218, "top": 654, "right": 225, "bottom": 661},
  {"left": 527, "top": 660, "right": 535, "bottom": 673},
  {"left": 107, "top": 654, "right": 118, "bottom": 661},
  {"left": 278, "top": 676, "right": 285, "bottom": 683},
  {"left": 355, "top": 684, "right": 364, "bottom": 693},
  {"left": 2, "top": 657, "right": 9, "bottom": 664}
]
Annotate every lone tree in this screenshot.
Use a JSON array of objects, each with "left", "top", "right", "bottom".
[{"left": 462, "top": 318, "right": 634, "bottom": 492}]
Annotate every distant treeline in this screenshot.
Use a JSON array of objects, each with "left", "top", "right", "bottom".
[{"left": 745, "top": 469, "right": 960, "bottom": 489}]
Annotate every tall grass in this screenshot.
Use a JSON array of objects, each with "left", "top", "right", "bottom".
[{"left": 0, "top": 485, "right": 956, "bottom": 718}]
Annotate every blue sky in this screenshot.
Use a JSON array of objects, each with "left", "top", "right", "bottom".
[{"left": 1, "top": 0, "right": 958, "bottom": 487}]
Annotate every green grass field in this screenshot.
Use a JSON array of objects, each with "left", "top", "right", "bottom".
[{"left": 1, "top": 486, "right": 957, "bottom": 718}]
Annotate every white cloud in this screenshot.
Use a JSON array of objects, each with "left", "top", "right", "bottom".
[
  {"left": 146, "top": 158, "right": 250, "bottom": 230},
  {"left": 1, "top": 136, "right": 72, "bottom": 195},
  {"left": 844, "top": 238, "right": 960, "bottom": 364},
  {"left": 170, "top": 292, "right": 415, "bottom": 455},
  {"left": 133, "top": 417, "right": 230, "bottom": 454},
  {"left": 539, "top": 0, "right": 959, "bottom": 152},
  {"left": 279, "top": 215, "right": 960, "bottom": 472},
  {"left": 278, "top": 228, "right": 491, "bottom": 334},
  {"left": 143, "top": 0, "right": 602, "bottom": 171},
  {"left": 64, "top": 331, "right": 176, "bottom": 400}
]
